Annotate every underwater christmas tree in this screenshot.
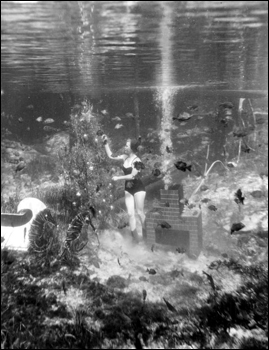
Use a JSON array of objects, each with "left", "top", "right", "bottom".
[{"left": 57, "top": 102, "right": 116, "bottom": 228}]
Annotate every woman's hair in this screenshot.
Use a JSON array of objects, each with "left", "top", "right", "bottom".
[{"left": 127, "top": 138, "right": 141, "bottom": 153}]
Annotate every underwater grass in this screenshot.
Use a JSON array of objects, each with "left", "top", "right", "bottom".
[{"left": 1, "top": 240, "right": 268, "bottom": 349}]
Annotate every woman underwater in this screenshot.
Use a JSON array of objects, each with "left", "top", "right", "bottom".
[{"left": 102, "top": 134, "right": 146, "bottom": 243}]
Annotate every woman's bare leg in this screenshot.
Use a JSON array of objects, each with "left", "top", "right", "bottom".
[
  {"left": 134, "top": 191, "right": 146, "bottom": 228},
  {"left": 124, "top": 191, "right": 136, "bottom": 231}
]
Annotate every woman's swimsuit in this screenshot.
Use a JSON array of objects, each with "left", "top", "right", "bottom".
[{"left": 122, "top": 157, "right": 145, "bottom": 196}]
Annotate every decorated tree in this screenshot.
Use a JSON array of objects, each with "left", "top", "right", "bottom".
[{"left": 57, "top": 102, "right": 117, "bottom": 229}]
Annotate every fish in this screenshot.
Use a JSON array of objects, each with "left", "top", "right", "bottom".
[
  {"left": 18, "top": 117, "right": 23, "bottom": 123},
  {"left": 115, "top": 123, "right": 123, "bottom": 129},
  {"left": 255, "top": 117, "right": 266, "bottom": 125},
  {"left": 96, "top": 183, "right": 102, "bottom": 192},
  {"left": 180, "top": 198, "right": 189, "bottom": 206},
  {"left": 125, "top": 112, "right": 134, "bottom": 118},
  {"left": 259, "top": 170, "right": 268, "bottom": 179},
  {"left": 220, "top": 118, "right": 230, "bottom": 126},
  {"left": 43, "top": 118, "right": 55, "bottom": 124},
  {"left": 43, "top": 126, "right": 59, "bottom": 132},
  {"left": 157, "top": 221, "right": 171, "bottom": 229},
  {"left": 233, "top": 130, "right": 249, "bottom": 138},
  {"left": 187, "top": 203, "right": 196, "bottom": 209},
  {"left": 165, "top": 202, "right": 170, "bottom": 207},
  {"left": 170, "top": 269, "right": 184, "bottom": 278},
  {"left": 151, "top": 244, "right": 155, "bottom": 252},
  {"left": 96, "top": 130, "right": 104, "bottom": 136},
  {"left": 234, "top": 189, "right": 245, "bottom": 205},
  {"left": 166, "top": 145, "right": 172, "bottom": 153},
  {"left": 146, "top": 268, "right": 157, "bottom": 275},
  {"left": 134, "top": 161, "right": 145, "bottom": 170},
  {"left": 179, "top": 122, "right": 187, "bottom": 126},
  {"left": 250, "top": 190, "right": 263, "bottom": 198},
  {"left": 27, "top": 104, "right": 34, "bottom": 109},
  {"left": 200, "top": 185, "right": 209, "bottom": 191},
  {"left": 241, "top": 145, "right": 251, "bottom": 153},
  {"left": 219, "top": 102, "right": 234, "bottom": 109},
  {"left": 232, "top": 126, "right": 255, "bottom": 138},
  {"left": 208, "top": 260, "right": 222, "bottom": 270},
  {"left": 231, "top": 222, "right": 245, "bottom": 234},
  {"left": 101, "top": 109, "right": 109, "bottom": 115},
  {"left": 152, "top": 168, "right": 161, "bottom": 177},
  {"left": 187, "top": 104, "right": 199, "bottom": 111},
  {"left": 201, "top": 198, "right": 211, "bottom": 203},
  {"left": 15, "top": 161, "right": 26, "bottom": 173},
  {"left": 62, "top": 279, "right": 67, "bottom": 295},
  {"left": 96, "top": 130, "right": 104, "bottom": 137},
  {"left": 36, "top": 116, "right": 43, "bottom": 122},
  {"left": 173, "top": 112, "right": 192, "bottom": 122},
  {"left": 202, "top": 271, "right": 216, "bottom": 291},
  {"left": 142, "top": 289, "right": 147, "bottom": 303},
  {"left": 176, "top": 247, "right": 186, "bottom": 254},
  {"left": 208, "top": 205, "right": 217, "bottom": 211},
  {"left": 227, "top": 161, "right": 238, "bottom": 168},
  {"left": 174, "top": 161, "right": 192, "bottom": 172},
  {"left": 112, "top": 116, "right": 121, "bottom": 121},
  {"left": 118, "top": 221, "right": 129, "bottom": 229},
  {"left": 163, "top": 297, "right": 177, "bottom": 313},
  {"left": 139, "top": 276, "right": 148, "bottom": 282}
]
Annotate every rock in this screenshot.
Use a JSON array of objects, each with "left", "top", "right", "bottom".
[
  {"left": 250, "top": 190, "right": 264, "bottom": 198},
  {"left": 44, "top": 132, "right": 70, "bottom": 156},
  {"left": 106, "top": 275, "right": 129, "bottom": 289}
]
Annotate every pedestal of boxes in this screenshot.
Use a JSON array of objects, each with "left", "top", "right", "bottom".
[{"left": 145, "top": 184, "right": 203, "bottom": 258}]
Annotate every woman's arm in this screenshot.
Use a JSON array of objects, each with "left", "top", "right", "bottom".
[{"left": 102, "top": 135, "right": 126, "bottom": 161}]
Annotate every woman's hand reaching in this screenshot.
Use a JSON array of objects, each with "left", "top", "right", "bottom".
[
  {"left": 112, "top": 176, "right": 119, "bottom": 181},
  {"left": 102, "top": 134, "right": 108, "bottom": 145}
]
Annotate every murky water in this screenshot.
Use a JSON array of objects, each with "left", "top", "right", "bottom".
[
  {"left": 1, "top": 1, "right": 268, "bottom": 189},
  {"left": 1, "top": 1, "right": 268, "bottom": 94}
]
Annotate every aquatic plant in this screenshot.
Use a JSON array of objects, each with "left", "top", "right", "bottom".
[
  {"left": 33, "top": 184, "right": 80, "bottom": 222},
  {"left": 190, "top": 144, "right": 229, "bottom": 197},
  {"left": 25, "top": 155, "right": 59, "bottom": 182},
  {"left": 1, "top": 194, "right": 21, "bottom": 214},
  {"left": 1, "top": 241, "right": 268, "bottom": 350}
]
